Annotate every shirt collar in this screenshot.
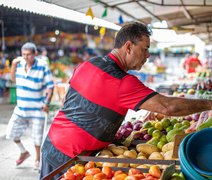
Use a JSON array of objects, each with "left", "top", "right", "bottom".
[{"left": 108, "top": 53, "right": 124, "bottom": 70}]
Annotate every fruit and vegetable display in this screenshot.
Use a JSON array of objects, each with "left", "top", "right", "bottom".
[
  {"left": 60, "top": 162, "right": 162, "bottom": 180},
  {"left": 51, "top": 99, "right": 212, "bottom": 180},
  {"left": 115, "top": 114, "right": 192, "bottom": 146},
  {"left": 172, "top": 77, "right": 212, "bottom": 99}
]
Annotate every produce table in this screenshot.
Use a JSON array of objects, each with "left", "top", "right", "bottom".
[{"left": 41, "top": 155, "right": 180, "bottom": 180}]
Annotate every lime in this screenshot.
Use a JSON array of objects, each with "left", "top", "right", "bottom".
[
  {"left": 150, "top": 121, "right": 156, "bottom": 127},
  {"left": 161, "top": 118, "right": 171, "bottom": 129},
  {"left": 173, "top": 123, "right": 182, "bottom": 129},
  {"left": 147, "top": 137, "right": 159, "bottom": 147},
  {"left": 154, "top": 122, "right": 163, "bottom": 131},
  {"left": 181, "top": 120, "right": 190, "bottom": 127},
  {"left": 166, "top": 125, "right": 173, "bottom": 133},
  {"left": 160, "top": 134, "right": 168, "bottom": 143},
  {"left": 157, "top": 141, "right": 166, "bottom": 150},
  {"left": 170, "top": 118, "right": 178, "bottom": 126},
  {"left": 143, "top": 121, "right": 153, "bottom": 129},
  {"left": 179, "top": 172, "right": 185, "bottom": 180},
  {"left": 172, "top": 173, "right": 179, "bottom": 176},
  {"left": 152, "top": 129, "right": 162, "bottom": 139},
  {"left": 148, "top": 127, "right": 156, "bottom": 136}
]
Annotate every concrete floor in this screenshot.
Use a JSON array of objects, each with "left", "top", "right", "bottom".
[{"left": 0, "top": 97, "right": 40, "bottom": 180}]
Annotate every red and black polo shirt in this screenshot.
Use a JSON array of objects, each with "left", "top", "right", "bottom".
[{"left": 42, "top": 54, "right": 157, "bottom": 168}]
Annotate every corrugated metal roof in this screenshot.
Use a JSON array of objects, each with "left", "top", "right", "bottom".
[{"left": 41, "top": 0, "right": 212, "bottom": 44}]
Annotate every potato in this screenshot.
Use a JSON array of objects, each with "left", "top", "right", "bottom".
[
  {"left": 123, "top": 150, "right": 137, "bottom": 159},
  {"left": 130, "top": 155, "right": 147, "bottom": 168},
  {"left": 148, "top": 152, "right": 164, "bottom": 160},
  {"left": 116, "top": 155, "right": 127, "bottom": 158},
  {"left": 107, "top": 144, "right": 116, "bottom": 151},
  {"left": 163, "top": 150, "right": 173, "bottom": 160},
  {"left": 102, "top": 162, "right": 117, "bottom": 167},
  {"left": 110, "top": 146, "right": 125, "bottom": 156},
  {"left": 100, "top": 149, "right": 114, "bottom": 157},
  {"left": 137, "top": 155, "right": 147, "bottom": 160},
  {"left": 117, "top": 163, "right": 129, "bottom": 167},
  {"left": 136, "top": 143, "right": 159, "bottom": 155},
  {"left": 117, "top": 145, "right": 128, "bottom": 150},
  {"left": 95, "top": 155, "right": 110, "bottom": 167},
  {"left": 162, "top": 142, "right": 174, "bottom": 153},
  {"left": 136, "top": 164, "right": 150, "bottom": 169},
  {"left": 137, "top": 152, "right": 147, "bottom": 158},
  {"left": 130, "top": 163, "right": 139, "bottom": 168}
]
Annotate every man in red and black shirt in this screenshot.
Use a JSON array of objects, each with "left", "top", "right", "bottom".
[{"left": 40, "top": 22, "right": 212, "bottom": 179}]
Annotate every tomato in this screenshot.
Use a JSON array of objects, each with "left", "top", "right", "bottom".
[
  {"left": 128, "top": 168, "right": 144, "bottom": 176},
  {"left": 71, "top": 166, "right": 76, "bottom": 173},
  {"left": 85, "top": 168, "right": 101, "bottom": 176},
  {"left": 93, "top": 172, "right": 107, "bottom": 180},
  {"left": 112, "top": 173, "right": 128, "bottom": 180},
  {"left": 114, "top": 170, "right": 124, "bottom": 177},
  {"left": 74, "top": 173, "right": 84, "bottom": 180},
  {"left": 75, "top": 164, "right": 85, "bottom": 175},
  {"left": 124, "top": 175, "right": 138, "bottom": 180},
  {"left": 102, "top": 166, "right": 113, "bottom": 178},
  {"left": 149, "top": 165, "right": 161, "bottom": 178},
  {"left": 67, "top": 168, "right": 74, "bottom": 174},
  {"left": 64, "top": 172, "right": 76, "bottom": 180},
  {"left": 82, "top": 175, "right": 94, "bottom": 180},
  {"left": 85, "top": 161, "right": 95, "bottom": 171}
]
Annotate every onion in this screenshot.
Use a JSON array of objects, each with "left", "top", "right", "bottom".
[
  {"left": 140, "top": 129, "right": 148, "bottom": 136},
  {"left": 133, "top": 123, "right": 142, "bottom": 130},
  {"left": 192, "top": 113, "right": 200, "bottom": 121},
  {"left": 139, "top": 134, "right": 144, "bottom": 140},
  {"left": 143, "top": 134, "right": 152, "bottom": 140},
  {"left": 184, "top": 115, "right": 193, "bottom": 121},
  {"left": 120, "top": 128, "right": 132, "bottom": 138},
  {"left": 133, "top": 132, "right": 141, "bottom": 139},
  {"left": 115, "top": 132, "right": 122, "bottom": 140},
  {"left": 124, "top": 121, "right": 133, "bottom": 129}
]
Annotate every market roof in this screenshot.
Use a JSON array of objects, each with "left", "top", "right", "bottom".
[{"left": 41, "top": 0, "right": 212, "bottom": 44}]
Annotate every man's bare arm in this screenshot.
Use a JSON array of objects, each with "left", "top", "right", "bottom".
[
  {"left": 140, "top": 94, "right": 212, "bottom": 116},
  {"left": 10, "top": 57, "right": 22, "bottom": 82}
]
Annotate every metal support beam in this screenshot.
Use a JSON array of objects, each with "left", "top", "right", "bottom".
[
  {"left": 113, "top": 0, "right": 212, "bottom": 7},
  {"left": 95, "top": 0, "right": 145, "bottom": 23},
  {"left": 180, "top": 0, "right": 193, "bottom": 20},
  {"left": 135, "top": 0, "right": 161, "bottom": 21}
]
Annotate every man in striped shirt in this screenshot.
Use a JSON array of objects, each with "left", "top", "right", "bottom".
[{"left": 6, "top": 42, "right": 54, "bottom": 169}]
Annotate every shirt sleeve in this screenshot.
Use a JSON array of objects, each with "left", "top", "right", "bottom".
[{"left": 118, "top": 74, "right": 158, "bottom": 111}]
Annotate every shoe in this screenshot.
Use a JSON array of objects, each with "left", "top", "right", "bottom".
[
  {"left": 34, "top": 160, "right": 40, "bottom": 170},
  {"left": 16, "top": 151, "right": 30, "bottom": 166}
]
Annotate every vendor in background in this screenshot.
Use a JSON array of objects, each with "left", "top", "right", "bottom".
[
  {"left": 0, "top": 52, "right": 6, "bottom": 70},
  {"left": 183, "top": 52, "right": 202, "bottom": 74},
  {"left": 37, "top": 47, "right": 50, "bottom": 65},
  {"left": 40, "top": 22, "right": 212, "bottom": 180},
  {"left": 6, "top": 42, "right": 54, "bottom": 170}
]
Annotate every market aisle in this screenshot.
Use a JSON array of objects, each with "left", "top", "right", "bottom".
[{"left": 0, "top": 97, "right": 40, "bottom": 180}]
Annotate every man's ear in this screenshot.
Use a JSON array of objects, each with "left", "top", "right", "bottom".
[{"left": 125, "top": 40, "right": 132, "bottom": 54}]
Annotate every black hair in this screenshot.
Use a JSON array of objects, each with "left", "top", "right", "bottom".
[{"left": 114, "top": 22, "right": 152, "bottom": 48}]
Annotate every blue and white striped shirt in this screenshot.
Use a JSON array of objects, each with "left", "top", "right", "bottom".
[{"left": 14, "top": 58, "right": 54, "bottom": 119}]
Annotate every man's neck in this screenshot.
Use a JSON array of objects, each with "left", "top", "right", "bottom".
[{"left": 111, "top": 49, "right": 128, "bottom": 71}]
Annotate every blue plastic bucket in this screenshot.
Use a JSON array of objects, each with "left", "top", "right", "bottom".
[
  {"left": 178, "top": 133, "right": 207, "bottom": 180},
  {"left": 186, "top": 128, "right": 212, "bottom": 178}
]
